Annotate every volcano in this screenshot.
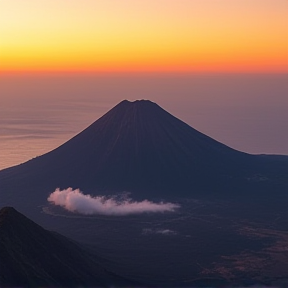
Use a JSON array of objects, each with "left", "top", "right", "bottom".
[
  {"left": 0, "top": 100, "right": 287, "bottom": 205},
  {"left": 0, "top": 206, "right": 131, "bottom": 287},
  {"left": 0, "top": 100, "right": 287, "bottom": 287}
]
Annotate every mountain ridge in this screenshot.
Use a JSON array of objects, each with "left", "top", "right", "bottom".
[{"left": 0, "top": 206, "right": 132, "bottom": 287}]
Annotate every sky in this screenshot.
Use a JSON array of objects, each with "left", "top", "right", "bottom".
[
  {"left": 0, "top": 1, "right": 287, "bottom": 169},
  {"left": 0, "top": 0, "right": 287, "bottom": 73}
]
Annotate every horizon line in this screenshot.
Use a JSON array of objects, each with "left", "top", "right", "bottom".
[{"left": 1, "top": 70, "right": 288, "bottom": 76}]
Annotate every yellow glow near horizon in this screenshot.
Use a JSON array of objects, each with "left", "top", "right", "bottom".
[{"left": 0, "top": 0, "right": 287, "bottom": 73}]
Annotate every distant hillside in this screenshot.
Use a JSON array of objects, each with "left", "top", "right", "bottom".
[{"left": 0, "top": 206, "right": 131, "bottom": 287}]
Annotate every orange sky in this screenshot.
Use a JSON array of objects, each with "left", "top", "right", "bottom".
[{"left": 0, "top": 0, "right": 287, "bottom": 73}]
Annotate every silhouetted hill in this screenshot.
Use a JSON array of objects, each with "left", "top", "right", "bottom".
[
  {"left": 0, "top": 100, "right": 287, "bottom": 205},
  {"left": 0, "top": 206, "right": 131, "bottom": 287}
]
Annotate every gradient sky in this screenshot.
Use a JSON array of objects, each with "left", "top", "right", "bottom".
[{"left": 1, "top": 0, "right": 287, "bottom": 73}]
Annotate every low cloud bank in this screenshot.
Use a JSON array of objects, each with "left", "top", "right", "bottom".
[{"left": 48, "top": 188, "right": 179, "bottom": 216}]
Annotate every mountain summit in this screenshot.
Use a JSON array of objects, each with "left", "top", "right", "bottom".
[{"left": 0, "top": 100, "right": 287, "bottom": 203}]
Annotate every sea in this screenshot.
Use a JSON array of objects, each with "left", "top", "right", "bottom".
[{"left": 0, "top": 73, "right": 287, "bottom": 170}]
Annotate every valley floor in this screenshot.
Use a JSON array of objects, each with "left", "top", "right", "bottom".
[{"left": 41, "top": 198, "right": 288, "bottom": 287}]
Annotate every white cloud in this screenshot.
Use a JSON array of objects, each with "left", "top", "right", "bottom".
[
  {"left": 142, "top": 228, "right": 177, "bottom": 235},
  {"left": 48, "top": 187, "right": 180, "bottom": 216}
]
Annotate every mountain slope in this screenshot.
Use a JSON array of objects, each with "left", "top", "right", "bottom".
[
  {"left": 0, "top": 100, "right": 287, "bottom": 204},
  {"left": 0, "top": 207, "right": 131, "bottom": 287},
  {"left": 0, "top": 206, "right": 130, "bottom": 287}
]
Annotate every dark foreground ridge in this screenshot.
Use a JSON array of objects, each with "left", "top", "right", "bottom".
[
  {"left": 0, "top": 206, "right": 132, "bottom": 287},
  {"left": 0, "top": 99, "right": 287, "bottom": 205}
]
